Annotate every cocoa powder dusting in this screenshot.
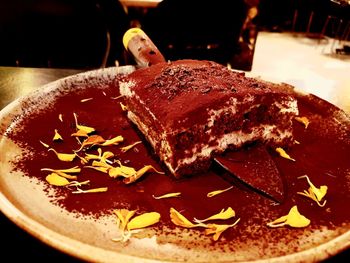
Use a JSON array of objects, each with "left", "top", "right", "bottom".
[{"left": 4, "top": 77, "right": 350, "bottom": 251}]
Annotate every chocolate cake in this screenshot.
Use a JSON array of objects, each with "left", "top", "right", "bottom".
[{"left": 119, "top": 60, "right": 298, "bottom": 177}]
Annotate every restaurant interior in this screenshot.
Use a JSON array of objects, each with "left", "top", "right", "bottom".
[
  {"left": 1, "top": 0, "right": 349, "bottom": 70},
  {"left": 1, "top": 0, "right": 350, "bottom": 262}
]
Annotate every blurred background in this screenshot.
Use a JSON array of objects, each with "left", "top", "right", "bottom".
[{"left": 0, "top": 0, "right": 349, "bottom": 70}]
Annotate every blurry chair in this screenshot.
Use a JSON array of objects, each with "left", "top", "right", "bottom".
[
  {"left": 141, "top": 0, "right": 249, "bottom": 69},
  {"left": 291, "top": 0, "right": 349, "bottom": 43},
  {"left": 0, "top": 0, "right": 129, "bottom": 68}
]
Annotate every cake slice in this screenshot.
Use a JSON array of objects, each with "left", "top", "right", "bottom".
[{"left": 119, "top": 60, "right": 298, "bottom": 177}]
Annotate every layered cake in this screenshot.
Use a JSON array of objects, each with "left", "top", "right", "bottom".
[{"left": 119, "top": 60, "right": 298, "bottom": 177}]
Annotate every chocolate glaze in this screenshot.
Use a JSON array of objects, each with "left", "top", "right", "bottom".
[{"left": 5, "top": 74, "right": 350, "bottom": 254}]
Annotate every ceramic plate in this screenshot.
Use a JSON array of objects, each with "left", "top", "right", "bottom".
[{"left": 0, "top": 66, "right": 349, "bottom": 262}]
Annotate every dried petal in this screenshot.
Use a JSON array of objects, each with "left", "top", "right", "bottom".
[
  {"left": 53, "top": 129, "right": 63, "bottom": 141},
  {"left": 267, "top": 205, "right": 310, "bottom": 228},
  {"left": 297, "top": 175, "right": 327, "bottom": 207},
  {"left": 207, "top": 186, "right": 233, "bottom": 198},
  {"left": 40, "top": 140, "right": 50, "bottom": 148},
  {"left": 101, "top": 135, "right": 124, "bottom": 146},
  {"left": 84, "top": 153, "right": 101, "bottom": 162},
  {"left": 81, "top": 98, "right": 93, "bottom": 103},
  {"left": 194, "top": 207, "right": 235, "bottom": 223},
  {"left": 127, "top": 212, "right": 160, "bottom": 230},
  {"left": 71, "top": 129, "right": 89, "bottom": 137},
  {"left": 72, "top": 187, "right": 108, "bottom": 194},
  {"left": 109, "top": 161, "right": 136, "bottom": 178},
  {"left": 152, "top": 192, "right": 181, "bottom": 199},
  {"left": 41, "top": 166, "right": 80, "bottom": 180},
  {"left": 120, "top": 141, "right": 142, "bottom": 153},
  {"left": 205, "top": 218, "right": 240, "bottom": 241},
  {"left": 114, "top": 209, "right": 137, "bottom": 231},
  {"left": 48, "top": 148, "right": 76, "bottom": 162},
  {"left": 85, "top": 149, "right": 114, "bottom": 164},
  {"left": 91, "top": 160, "right": 113, "bottom": 169},
  {"left": 275, "top": 147, "right": 296, "bottom": 162},
  {"left": 76, "top": 135, "right": 106, "bottom": 151},
  {"left": 169, "top": 207, "right": 204, "bottom": 228},
  {"left": 295, "top": 116, "right": 310, "bottom": 129},
  {"left": 68, "top": 180, "right": 90, "bottom": 187},
  {"left": 54, "top": 166, "right": 81, "bottom": 174},
  {"left": 75, "top": 152, "right": 88, "bottom": 164},
  {"left": 123, "top": 165, "right": 164, "bottom": 184},
  {"left": 46, "top": 173, "right": 70, "bottom": 186},
  {"left": 73, "top": 113, "right": 95, "bottom": 135},
  {"left": 120, "top": 102, "right": 128, "bottom": 111},
  {"left": 111, "top": 95, "right": 123, "bottom": 100},
  {"left": 101, "top": 151, "right": 114, "bottom": 163}
]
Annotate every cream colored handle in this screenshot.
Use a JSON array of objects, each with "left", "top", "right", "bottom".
[{"left": 123, "top": 28, "right": 165, "bottom": 67}]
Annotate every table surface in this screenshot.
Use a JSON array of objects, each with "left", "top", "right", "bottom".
[{"left": 1, "top": 32, "right": 350, "bottom": 262}]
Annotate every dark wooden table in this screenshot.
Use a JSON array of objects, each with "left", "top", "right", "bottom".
[{"left": 0, "top": 66, "right": 349, "bottom": 262}]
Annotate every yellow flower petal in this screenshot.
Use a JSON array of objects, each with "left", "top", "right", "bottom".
[
  {"left": 120, "top": 102, "right": 128, "bottom": 111},
  {"left": 71, "top": 129, "right": 89, "bottom": 137},
  {"left": 205, "top": 218, "right": 240, "bottom": 241},
  {"left": 46, "top": 173, "right": 70, "bottom": 186},
  {"left": 152, "top": 192, "right": 181, "bottom": 199},
  {"left": 109, "top": 161, "right": 136, "bottom": 178},
  {"left": 41, "top": 166, "right": 80, "bottom": 180},
  {"left": 194, "top": 207, "right": 235, "bottom": 223},
  {"left": 275, "top": 147, "right": 296, "bottom": 162},
  {"left": 101, "top": 151, "right": 114, "bottom": 162},
  {"left": 297, "top": 175, "right": 327, "bottom": 207},
  {"left": 111, "top": 95, "right": 123, "bottom": 100},
  {"left": 53, "top": 129, "right": 63, "bottom": 141},
  {"left": 114, "top": 209, "right": 137, "bottom": 231},
  {"left": 123, "top": 165, "right": 164, "bottom": 184},
  {"left": 68, "top": 180, "right": 90, "bottom": 187},
  {"left": 120, "top": 141, "right": 142, "bottom": 153},
  {"left": 127, "top": 212, "right": 160, "bottom": 230},
  {"left": 267, "top": 205, "right": 310, "bottom": 228},
  {"left": 82, "top": 135, "right": 105, "bottom": 147},
  {"left": 39, "top": 140, "right": 50, "bottom": 148},
  {"left": 72, "top": 187, "right": 108, "bottom": 194},
  {"left": 170, "top": 207, "right": 204, "bottom": 228},
  {"left": 75, "top": 135, "right": 106, "bottom": 152},
  {"left": 101, "top": 135, "right": 124, "bottom": 146},
  {"left": 81, "top": 98, "right": 93, "bottom": 103},
  {"left": 207, "top": 186, "right": 233, "bottom": 198},
  {"left": 73, "top": 113, "right": 95, "bottom": 135},
  {"left": 48, "top": 148, "right": 76, "bottom": 162},
  {"left": 91, "top": 160, "right": 113, "bottom": 169},
  {"left": 295, "top": 116, "right": 310, "bottom": 129}
]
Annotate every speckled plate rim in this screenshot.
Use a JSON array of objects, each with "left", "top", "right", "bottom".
[{"left": 0, "top": 66, "right": 349, "bottom": 263}]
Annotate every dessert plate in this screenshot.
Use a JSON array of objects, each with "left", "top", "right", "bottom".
[{"left": 0, "top": 66, "right": 349, "bottom": 262}]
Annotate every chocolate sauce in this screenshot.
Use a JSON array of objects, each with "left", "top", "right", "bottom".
[{"left": 5, "top": 77, "right": 350, "bottom": 251}]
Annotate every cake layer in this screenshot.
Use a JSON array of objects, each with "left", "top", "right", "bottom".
[{"left": 120, "top": 60, "right": 298, "bottom": 177}]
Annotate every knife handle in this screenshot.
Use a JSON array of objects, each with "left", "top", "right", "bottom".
[{"left": 123, "top": 28, "right": 166, "bottom": 68}]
